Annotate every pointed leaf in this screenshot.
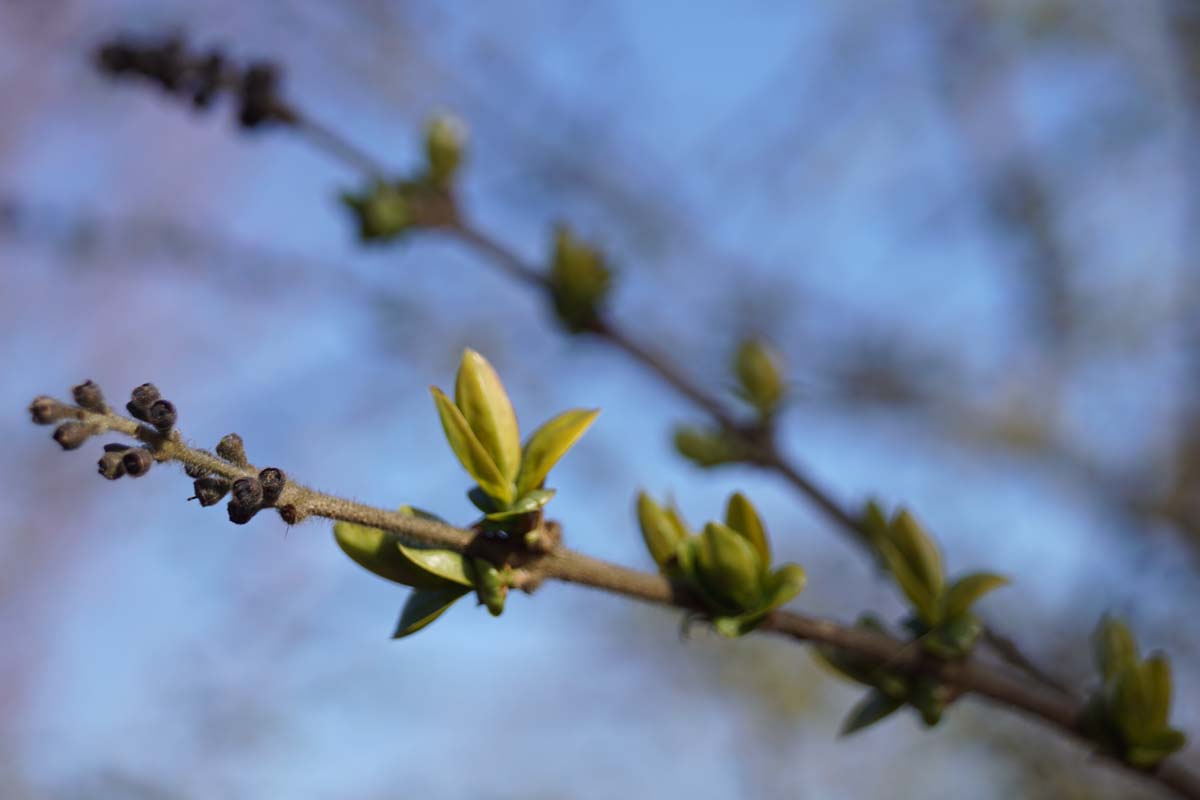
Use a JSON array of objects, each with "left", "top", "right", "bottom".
[
  {"left": 431, "top": 386, "right": 512, "bottom": 504},
  {"left": 724, "top": 491, "right": 770, "bottom": 564},
  {"left": 516, "top": 408, "right": 599, "bottom": 497},
  {"left": 637, "top": 492, "right": 685, "bottom": 570},
  {"left": 395, "top": 543, "right": 473, "bottom": 587},
  {"left": 393, "top": 586, "right": 470, "bottom": 638},
  {"left": 1093, "top": 616, "right": 1138, "bottom": 681},
  {"left": 840, "top": 690, "right": 904, "bottom": 736},
  {"left": 694, "top": 522, "right": 764, "bottom": 613},
  {"left": 1143, "top": 653, "right": 1173, "bottom": 732},
  {"left": 890, "top": 510, "right": 943, "bottom": 600},
  {"left": 943, "top": 572, "right": 1009, "bottom": 619},
  {"left": 763, "top": 563, "right": 807, "bottom": 610},
  {"left": 876, "top": 537, "right": 942, "bottom": 626},
  {"left": 455, "top": 349, "right": 521, "bottom": 483},
  {"left": 1126, "top": 728, "right": 1187, "bottom": 767},
  {"left": 334, "top": 521, "right": 458, "bottom": 590}
]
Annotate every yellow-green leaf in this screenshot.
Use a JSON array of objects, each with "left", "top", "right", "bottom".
[
  {"left": 764, "top": 563, "right": 806, "bottom": 610},
  {"left": 1126, "top": 728, "right": 1187, "bottom": 767},
  {"left": 876, "top": 537, "right": 941, "bottom": 626},
  {"left": 431, "top": 386, "right": 512, "bottom": 505},
  {"left": 1093, "top": 616, "right": 1138, "bottom": 681},
  {"left": 840, "top": 690, "right": 904, "bottom": 737},
  {"left": 943, "top": 572, "right": 1009, "bottom": 619},
  {"left": 890, "top": 510, "right": 943, "bottom": 599},
  {"left": 1143, "top": 654, "right": 1173, "bottom": 732},
  {"left": 724, "top": 491, "right": 770, "bottom": 564},
  {"left": 694, "top": 522, "right": 764, "bottom": 613},
  {"left": 334, "top": 521, "right": 458, "bottom": 590},
  {"left": 395, "top": 543, "right": 473, "bottom": 587},
  {"left": 393, "top": 586, "right": 470, "bottom": 638},
  {"left": 637, "top": 492, "right": 684, "bottom": 570},
  {"left": 515, "top": 408, "right": 599, "bottom": 497},
  {"left": 454, "top": 349, "right": 521, "bottom": 484}
]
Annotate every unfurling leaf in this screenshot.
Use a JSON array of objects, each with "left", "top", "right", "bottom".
[
  {"left": 454, "top": 349, "right": 521, "bottom": 484},
  {"left": 673, "top": 425, "right": 749, "bottom": 468},
  {"left": 637, "top": 492, "right": 686, "bottom": 571},
  {"left": 693, "top": 522, "right": 764, "bottom": 613},
  {"left": 340, "top": 182, "right": 411, "bottom": 242},
  {"left": 394, "top": 585, "right": 470, "bottom": 638},
  {"left": 431, "top": 386, "right": 513, "bottom": 505},
  {"left": 1093, "top": 615, "right": 1138, "bottom": 681},
  {"left": 724, "top": 491, "right": 770, "bottom": 563},
  {"left": 473, "top": 559, "right": 507, "bottom": 616},
  {"left": 733, "top": 338, "right": 784, "bottom": 417},
  {"left": 425, "top": 114, "right": 466, "bottom": 187},
  {"left": 876, "top": 537, "right": 941, "bottom": 627},
  {"left": 840, "top": 690, "right": 904, "bottom": 736},
  {"left": 516, "top": 408, "right": 599, "bottom": 497},
  {"left": 764, "top": 563, "right": 807, "bottom": 610},
  {"left": 890, "top": 511, "right": 943, "bottom": 600},
  {"left": 943, "top": 572, "right": 1009, "bottom": 619}
]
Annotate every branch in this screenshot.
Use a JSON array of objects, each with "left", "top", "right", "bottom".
[{"left": 27, "top": 387, "right": 1200, "bottom": 799}]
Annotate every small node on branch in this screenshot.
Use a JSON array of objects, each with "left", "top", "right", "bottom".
[
  {"left": 147, "top": 399, "right": 177, "bottom": 433},
  {"left": 126, "top": 383, "right": 161, "bottom": 422},
  {"left": 71, "top": 380, "right": 107, "bottom": 413},
  {"left": 216, "top": 433, "right": 248, "bottom": 466},
  {"left": 30, "top": 396, "right": 71, "bottom": 425},
  {"left": 121, "top": 448, "right": 154, "bottom": 477},
  {"left": 97, "top": 451, "right": 126, "bottom": 480},
  {"left": 53, "top": 422, "right": 92, "bottom": 451},
  {"left": 258, "top": 467, "right": 285, "bottom": 506},
  {"left": 238, "top": 62, "right": 282, "bottom": 129},
  {"left": 191, "top": 477, "right": 230, "bottom": 507}
]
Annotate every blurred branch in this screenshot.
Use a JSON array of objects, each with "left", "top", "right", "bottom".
[{"left": 26, "top": 386, "right": 1200, "bottom": 800}]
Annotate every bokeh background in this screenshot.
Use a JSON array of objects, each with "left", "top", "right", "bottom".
[{"left": 3, "top": 1, "right": 1200, "bottom": 797}]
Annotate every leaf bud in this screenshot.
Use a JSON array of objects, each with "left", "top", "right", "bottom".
[
  {"left": 425, "top": 115, "right": 466, "bottom": 187},
  {"left": 734, "top": 338, "right": 784, "bottom": 417}
]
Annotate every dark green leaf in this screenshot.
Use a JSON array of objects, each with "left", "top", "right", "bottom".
[{"left": 393, "top": 586, "right": 470, "bottom": 638}]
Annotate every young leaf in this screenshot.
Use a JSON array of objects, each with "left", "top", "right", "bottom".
[
  {"left": 454, "top": 349, "right": 521, "bottom": 484},
  {"left": 694, "top": 522, "right": 764, "bottom": 613},
  {"left": 393, "top": 585, "right": 470, "bottom": 638},
  {"left": 1093, "top": 616, "right": 1138, "bottom": 681},
  {"left": 889, "top": 510, "right": 943, "bottom": 600},
  {"left": 876, "top": 537, "right": 942, "bottom": 626},
  {"left": 637, "top": 492, "right": 684, "bottom": 570},
  {"left": 431, "top": 386, "right": 513, "bottom": 505},
  {"left": 763, "top": 563, "right": 807, "bottom": 610},
  {"left": 1126, "top": 729, "right": 1187, "bottom": 768},
  {"left": 724, "top": 492, "right": 770, "bottom": 564},
  {"left": 396, "top": 543, "right": 474, "bottom": 587},
  {"left": 334, "top": 521, "right": 460, "bottom": 590},
  {"left": 943, "top": 572, "right": 1009, "bottom": 619},
  {"left": 515, "top": 408, "right": 600, "bottom": 497},
  {"left": 1142, "top": 653, "right": 1173, "bottom": 732},
  {"left": 840, "top": 690, "right": 904, "bottom": 736}
]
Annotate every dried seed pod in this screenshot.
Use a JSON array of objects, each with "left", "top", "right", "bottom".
[
  {"left": 103, "top": 443, "right": 131, "bottom": 453},
  {"left": 72, "top": 380, "right": 107, "bottom": 413},
  {"left": 216, "top": 433, "right": 247, "bottom": 466},
  {"left": 97, "top": 451, "right": 126, "bottom": 480},
  {"left": 191, "top": 476, "right": 231, "bottom": 507},
  {"left": 258, "top": 467, "right": 285, "bottom": 505},
  {"left": 53, "top": 422, "right": 91, "bottom": 451},
  {"left": 126, "top": 383, "right": 161, "bottom": 421},
  {"left": 122, "top": 448, "right": 154, "bottom": 477},
  {"left": 147, "top": 399, "right": 177, "bottom": 433},
  {"left": 30, "top": 396, "right": 68, "bottom": 424},
  {"left": 231, "top": 476, "right": 263, "bottom": 509},
  {"left": 227, "top": 501, "right": 257, "bottom": 525}
]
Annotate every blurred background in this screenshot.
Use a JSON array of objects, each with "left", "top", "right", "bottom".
[{"left": 3, "top": 1, "right": 1200, "bottom": 797}]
